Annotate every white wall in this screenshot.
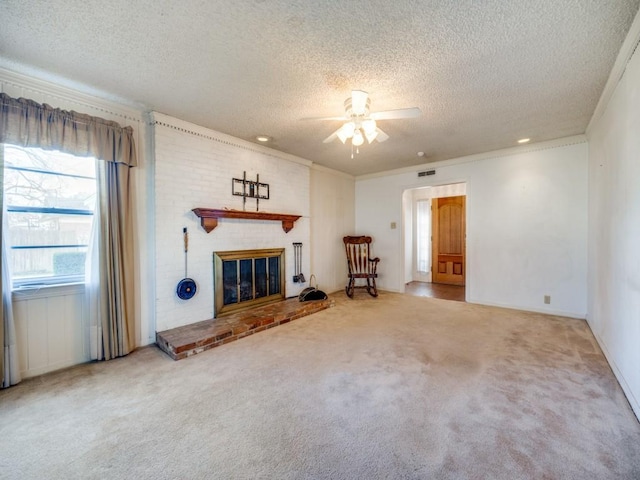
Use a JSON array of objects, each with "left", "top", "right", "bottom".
[
  {"left": 310, "top": 165, "right": 355, "bottom": 294},
  {"left": 586, "top": 35, "right": 640, "bottom": 417},
  {"left": 13, "top": 285, "right": 86, "bottom": 378},
  {"left": 153, "top": 113, "right": 312, "bottom": 332},
  {"left": 356, "top": 139, "right": 588, "bottom": 317}
]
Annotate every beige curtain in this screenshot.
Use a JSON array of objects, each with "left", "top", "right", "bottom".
[
  {"left": 96, "top": 160, "right": 136, "bottom": 358},
  {"left": 0, "top": 93, "right": 137, "bottom": 368},
  {"left": 0, "top": 93, "right": 136, "bottom": 163},
  {"left": 1, "top": 143, "right": 21, "bottom": 387}
]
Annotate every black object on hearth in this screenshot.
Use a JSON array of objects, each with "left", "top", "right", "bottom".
[{"left": 299, "top": 274, "right": 327, "bottom": 302}]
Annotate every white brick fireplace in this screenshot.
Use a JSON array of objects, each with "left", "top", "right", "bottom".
[{"left": 153, "top": 113, "right": 311, "bottom": 332}]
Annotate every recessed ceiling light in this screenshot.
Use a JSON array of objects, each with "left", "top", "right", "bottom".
[
  {"left": 256, "top": 135, "right": 271, "bottom": 142},
  {"left": 517, "top": 138, "right": 531, "bottom": 144}
]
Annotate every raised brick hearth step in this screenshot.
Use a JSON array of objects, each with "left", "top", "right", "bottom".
[{"left": 156, "top": 297, "right": 333, "bottom": 360}]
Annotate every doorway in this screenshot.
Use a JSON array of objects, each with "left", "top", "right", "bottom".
[
  {"left": 432, "top": 195, "right": 466, "bottom": 286},
  {"left": 403, "top": 183, "right": 467, "bottom": 301},
  {"left": 405, "top": 281, "right": 466, "bottom": 302}
]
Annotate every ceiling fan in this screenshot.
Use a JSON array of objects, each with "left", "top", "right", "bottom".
[{"left": 304, "top": 90, "right": 421, "bottom": 152}]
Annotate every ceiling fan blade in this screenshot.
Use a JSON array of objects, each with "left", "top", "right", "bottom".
[
  {"left": 375, "top": 127, "right": 389, "bottom": 142},
  {"left": 370, "top": 107, "right": 422, "bottom": 120},
  {"left": 322, "top": 127, "right": 342, "bottom": 143},
  {"left": 301, "top": 115, "right": 347, "bottom": 121},
  {"left": 351, "top": 90, "right": 369, "bottom": 115}
]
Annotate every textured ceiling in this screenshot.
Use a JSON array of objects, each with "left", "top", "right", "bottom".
[{"left": 1, "top": 0, "right": 639, "bottom": 176}]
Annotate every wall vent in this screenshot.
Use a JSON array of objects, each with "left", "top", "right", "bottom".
[{"left": 417, "top": 169, "right": 436, "bottom": 177}]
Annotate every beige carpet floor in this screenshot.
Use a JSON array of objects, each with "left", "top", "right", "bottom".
[{"left": 1, "top": 292, "right": 639, "bottom": 479}]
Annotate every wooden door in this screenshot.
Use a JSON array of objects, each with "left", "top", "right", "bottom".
[{"left": 432, "top": 196, "right": 465, "bottom": 285}]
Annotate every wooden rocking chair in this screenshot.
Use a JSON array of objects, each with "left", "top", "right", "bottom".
[{"left": 343, "top": 236, "right": 380, "bottom": 298}]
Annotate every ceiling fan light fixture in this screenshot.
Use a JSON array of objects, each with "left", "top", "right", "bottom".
[
  {"left": 352, "top": 129, "right": 364, "bottom": 147},
  {"left": 337, "top": 122, "right": 355, "bottom": 143},
  {"left": 313, "top": 90, "right": 420, "bottom": 151},
  {"left": 362, "top": 119, "right": 377, "bottom": 135},
  {"left": 365, "top": 129, "right": 378, "bottom": 144}
]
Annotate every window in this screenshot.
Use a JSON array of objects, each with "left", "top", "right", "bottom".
[
  {"left": 416, "top": 199, "right": 431, "bottom": 274},
  {"left": 2, "top": 145, "right": 96, "bottom": 287}
]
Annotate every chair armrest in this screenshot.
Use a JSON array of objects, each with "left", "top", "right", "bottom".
[{"left": 368, "top": 257, "right": 380, "bottom": 275}]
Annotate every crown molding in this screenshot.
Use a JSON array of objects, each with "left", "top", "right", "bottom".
[
  {"left": 151, "top": 112, "right": 313, "bottom": 168},
  {"left": 0, "top": 65, "right": 144, "bottom": 122},
  {"left": 586, "top": 8, "right": 640, "bottom": 135},
  {"left": 355, "top": 134, "right": 587, "bottom": 181}
]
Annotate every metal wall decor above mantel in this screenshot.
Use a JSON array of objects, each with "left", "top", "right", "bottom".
[
  {"left": 233, "top": 171, "right": 269, "bottom": 211},
  {"left": 192, "top": 208, "right": 301, "bottom": 233}
]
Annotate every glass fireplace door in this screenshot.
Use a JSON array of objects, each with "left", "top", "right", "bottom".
[{"left": 214, "top": 248, "right": 285, "bottom": 316}]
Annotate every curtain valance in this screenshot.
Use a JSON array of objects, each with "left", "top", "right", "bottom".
[{"left": 0, "top": 93, "right": 136, "bottom": 166}]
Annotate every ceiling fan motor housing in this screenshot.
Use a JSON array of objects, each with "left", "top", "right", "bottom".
[{"left": 344, "top": 90, "right": 371, "bottom": 117}]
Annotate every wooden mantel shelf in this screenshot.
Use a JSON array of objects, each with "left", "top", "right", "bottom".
[{"left": 192, "top": 208, "right": 301, "bottom": 233}]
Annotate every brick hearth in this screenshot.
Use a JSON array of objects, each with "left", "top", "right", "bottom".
[{"left": 156, "top": 297, "right": 333, "bottom": 360}]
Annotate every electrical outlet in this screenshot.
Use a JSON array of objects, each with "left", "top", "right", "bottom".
[
  {"left": 293, "top": 275, "right": 299, "bottom": 283},
  {"left": 544, "top": 295, "right": 551, "bottom": 304},
  {"left": 390, "top": 222, "right": 397, "bottom": 229}
]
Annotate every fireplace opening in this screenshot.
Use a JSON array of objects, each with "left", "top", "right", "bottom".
[{"left": 214, "top": 248, "right": 285, "bottom": 316}]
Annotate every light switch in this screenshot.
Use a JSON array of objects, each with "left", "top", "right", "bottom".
[{"left": 390, "top": 222, "right": 397, "bottom": 229}]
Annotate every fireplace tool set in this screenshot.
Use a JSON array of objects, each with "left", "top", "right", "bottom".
[{"left": 292, "top": 242, "right": 305, "bottom": 283}]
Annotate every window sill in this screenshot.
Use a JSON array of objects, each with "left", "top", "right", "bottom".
[{"left": 12, "top": 282, "right": 85, "bottom": 300}]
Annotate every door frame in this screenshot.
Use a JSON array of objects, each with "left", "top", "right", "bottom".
[{"left": 401, "top": 181, "right": 469, "bottom": 299}]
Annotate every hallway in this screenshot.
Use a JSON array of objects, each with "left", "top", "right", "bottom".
[{"left": 405, "top": 281, "right": 465, "bottom": 302}]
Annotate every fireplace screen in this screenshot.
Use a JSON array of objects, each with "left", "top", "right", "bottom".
[{"left": 214, "top": 248, "right": 285, "bottom": 316}]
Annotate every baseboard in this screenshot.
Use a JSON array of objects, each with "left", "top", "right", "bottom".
[
  {"left": 587, "top": 326, "right": 640, "bottom": 423},
  {"left": 467, "top": 298, "right": 586, "bottom": 319}
]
